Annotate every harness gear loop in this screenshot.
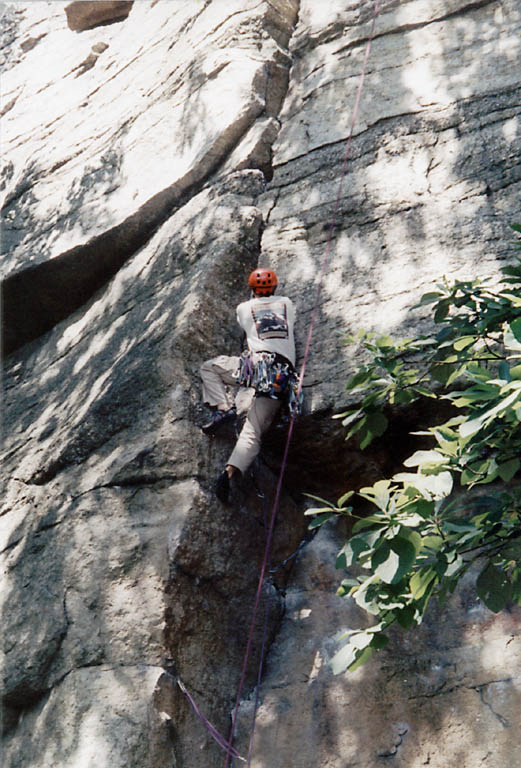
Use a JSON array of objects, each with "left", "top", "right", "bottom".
[{"left": 234, "top": 351, "right": 303, "bottom": 418}]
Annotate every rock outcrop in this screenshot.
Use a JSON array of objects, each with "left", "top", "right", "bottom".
[
  {"left": 65, "top": 1, "right": 134, "bottom": 32},
  {"left": 1, "top": 1, "right": 521, "bottom": 767}
]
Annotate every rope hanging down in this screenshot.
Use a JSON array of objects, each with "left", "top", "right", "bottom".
[{"left": 224, "top": 2, "right": 381, "bottom": 765}]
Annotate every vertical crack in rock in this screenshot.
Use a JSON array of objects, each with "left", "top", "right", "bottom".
[{"left": 475, "top": 681, "right": 513, "bottom": 728}]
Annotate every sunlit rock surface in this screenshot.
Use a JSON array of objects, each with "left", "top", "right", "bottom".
[
  {"left": 236, "top": 525, "right": 521, "bottom": 768},
  {"left": 1, "top": 0, "right": 521, "bottom": 766},
  {"left": 260, "top": 0, "right": 521, "bottom": 412}
]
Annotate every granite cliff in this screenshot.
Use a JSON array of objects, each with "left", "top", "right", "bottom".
[{"left": 1, "top": 1, "right": 521, "bottom": 766}]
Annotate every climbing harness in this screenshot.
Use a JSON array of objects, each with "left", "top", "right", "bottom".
[{"left": 234, "top": 350, "right": 303, "bottom": 417}]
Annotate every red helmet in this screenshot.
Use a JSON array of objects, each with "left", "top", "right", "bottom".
[{"left": 248, "top": 268, "right": 278, "bottom": 296}]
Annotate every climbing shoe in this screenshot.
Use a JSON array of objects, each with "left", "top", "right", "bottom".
[
  {"left": 215, "top": 471, "right": 230, "bottom": 504},
  {"left": 201, "top": 407, "right": 236, "bottom": 435}
]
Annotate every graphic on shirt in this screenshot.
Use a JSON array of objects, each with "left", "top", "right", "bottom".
[{"left": 251, "top": 302, "right": 289, "bottom": 340}]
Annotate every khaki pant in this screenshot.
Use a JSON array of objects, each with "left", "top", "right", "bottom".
[{"left": 200, "top": 355, "right": 281, "bottom": 474}]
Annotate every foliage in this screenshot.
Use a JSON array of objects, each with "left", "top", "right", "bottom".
[{"left": 306, "top": 226, "right": 521, "bottom": 674}]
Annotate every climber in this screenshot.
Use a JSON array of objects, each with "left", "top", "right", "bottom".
[{"left": 200, "top": 267, "right": 297, "bottom": 503}]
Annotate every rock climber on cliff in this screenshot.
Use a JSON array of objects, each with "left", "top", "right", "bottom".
[{"left": 200, "top": 267, "right": 298, "bottom": 503}]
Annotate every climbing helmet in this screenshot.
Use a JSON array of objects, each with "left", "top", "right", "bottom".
[{"left": 248, "top": 268, "right": 278, "bottom": 296}]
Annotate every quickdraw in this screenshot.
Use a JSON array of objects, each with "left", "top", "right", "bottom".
[{"left": 234, "top": 351, "right": 303, "bottom": 417}]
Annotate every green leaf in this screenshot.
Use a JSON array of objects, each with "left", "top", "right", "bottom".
[
  {"left": 370, "top": 632, "right": 390, "bottom": 650},
  {"left": 359, "top": 411, "right": 388, "bottom": 450},
  {"left": 446, "top": 364, "right": 468, "bottom": 387},
  {"left": 498, "top": 360, "right": 511, "bottom": 381},
  {"left": 399, "top": 512, "right": 426, "bottom": 527},
  {"left": 337, "top": 530, "right": 382, "bottom": 569},
  {"left": 308, "top": 512, "right": 336, "bottom": 529},
  {"left": 498, "top": 292, "right": 521, "bottom": 307},
  {"left": 392, "top": 471, "right": 453, "bottom": 499},
  {"left": 461, "top": 459, "right": 492, "bottom": 486},
  {"left": 459, "top": 389, "right": 521, "bottom": 438},
  {"left": 476, "top": 564, "right": 512, "bottom": 613},
  {"left": 337, "top": 491, "right": 355, "bottom": 507},
  {"left": 391, "top": 389, "right": 417, "bottom": 405},
  {"left": 337, "top": 578, "right": 360, "bottom": 597},
  {"left": 330, "top": 642, "right": 358, "bottom": 675},
  {"left": 412, "top": 385, "right": 437, "bottom": 398},
  {"left": 359, "top": 479, "right": 392, "bottom": 511},
  {"left": 352, "top": 515, "right": 387, "bottom": 533},
  {"left": 431, "top": 363, "right": 456, "bottom": 385},
  {"left": 374, "top": 334, "right": 396, "bottom": 349},
  {"left": 421, "top": 535, "right": 443, "bottom": 551},
  {"left": 347, "top": 645, "right": 375, "bottom": 673},
  {"left": 340, "top": 410, "right": 364, "bottom": 429},
  {"left": 304, "top": 506, "right": 335, "bottom": 516},
  {"left": 373, "top": 536, "right": 417, "bottom": 585},
  {"left": 509, "top": 317, "right": 521, "bottom": 343},
  {"left": 331, "top": 628, "right": 387, "bottom": 674},
  {"left": 459, "top": 415, "right": 485, "bottom": 439},
  {"left": 304, "top": 493, "right": 334, "bottom": 506},
  {"left": 396, "top": 604, "right": 416, "bottom": 629},
  {"left": 403, "top": 450, "right": 446, "bottom": 467},
  {"left": 400, "top": 528, "right": 423, "bottom": 555},
  {"left": 453, "top": 336, "right": 476, "bottom": 351},
  {"left": 416, "top": 291, "right": 445, "bottom": 307},
  {"left": 352, "top": 574, "right": 381, "bottom": 615},
  {"left": 445, "top": 554, "right": 464, "bottom": 577},
  {"left": 410, "top": 568, "right": 437, "bottom": 600},
  {"left": 498, "top": 458, "right": 520, "bottom": 482},
  {"left": 346, "top": 369, "right": 373, "bottom": 390},
  {"left": 504, "top": 322, "right": 521, "bottom": 351},
  {"left": 434, "top": 300, "right": 450, "bottom": 322}
]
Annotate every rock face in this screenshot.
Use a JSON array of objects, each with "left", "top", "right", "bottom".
[
  {"left": 237, "top": 524, "right": 521, "bottom": 768},
  {"left": 1, "top": 1, "right": 520, "bottom": 767},
  {"left": 65, "top": 1, "right": 134, "bottom": 32}
]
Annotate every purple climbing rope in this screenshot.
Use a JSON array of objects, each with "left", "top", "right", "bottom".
[
  {"left": 224, "top": 2, "right": 381, "bottom": 765},
  {"left": 177, "top": 678, "right": 246, "bottom": 762}
]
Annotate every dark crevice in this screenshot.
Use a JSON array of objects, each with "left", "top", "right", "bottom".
[
  {"left": 262, "top": 396, "right": 457, "bottom": 502},
  {"left": 0, "top": 94, "right": 18, "bottom": 117},
  {"left": 2, "top": 95, "right": 268, "bottom": 357},
  {"left": 1, "top": 0, "right": 303, "bottom": 360},
  {"left": 104, "top": 474, "right": 179, "bottom": 488},
  {"left": 2, "top": 174, "right": 207, "bottom": 356}
]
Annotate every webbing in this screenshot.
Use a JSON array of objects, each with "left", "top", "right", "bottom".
[{"left": 224, "top": 2, "right": 381, "bottom": 765}]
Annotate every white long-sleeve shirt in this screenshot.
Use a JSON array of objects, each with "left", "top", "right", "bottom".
[{"left": 236, "top": 295, "right": 296, "bottom": 365}]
